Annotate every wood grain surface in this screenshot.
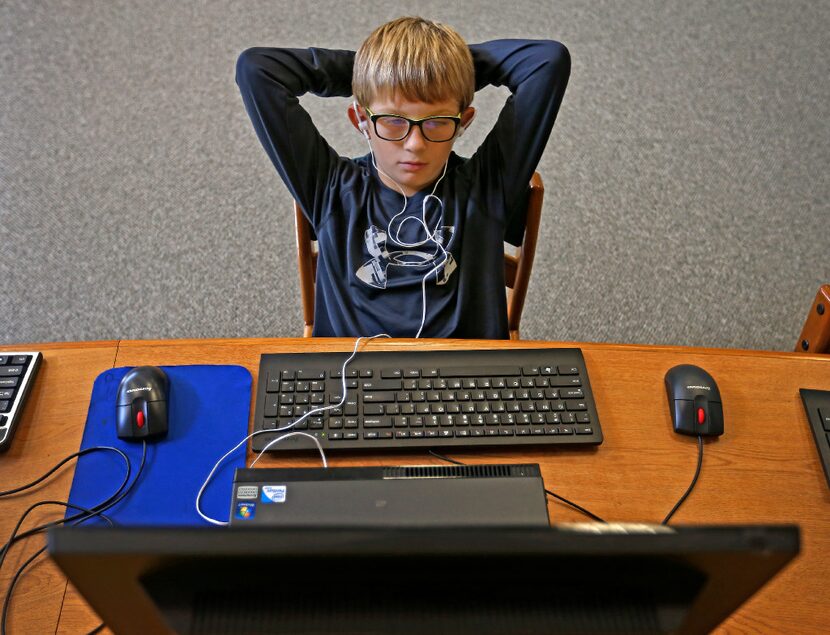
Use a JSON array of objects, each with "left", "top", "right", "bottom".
[
  {"left": 3, "top": 338, "right": 828, "bottom": 634},
  {"left": 0, "top": 341, "right": 118, "bottom": 635}
]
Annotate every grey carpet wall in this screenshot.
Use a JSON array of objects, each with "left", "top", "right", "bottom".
[{"left": 1, "top": 0, "right": 827, "bottom": 349}]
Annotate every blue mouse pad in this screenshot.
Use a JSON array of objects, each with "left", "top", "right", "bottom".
[{"left": 66, "top": 365, "right": 252, "bottom": 526}]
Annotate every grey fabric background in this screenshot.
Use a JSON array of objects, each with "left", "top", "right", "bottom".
[{"left": 1, "top": 0, "right": 827, "bottom": 349}]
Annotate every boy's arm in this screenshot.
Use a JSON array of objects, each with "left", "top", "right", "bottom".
[
  {"left": 468, "top": 39, "right": 571, "bottom": 214},
  {"left": 235, "top": 47, "right": 354, "bottom": 224}
]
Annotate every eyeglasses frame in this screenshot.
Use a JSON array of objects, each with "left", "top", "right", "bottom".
[{"left": 363, "top": 106, "right": 462, "bottom": 143}]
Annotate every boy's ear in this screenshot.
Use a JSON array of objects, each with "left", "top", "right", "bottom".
[
  {"left": 348, "top": 103, "right": 366, "bottom": 134},
  {"left": 460, "top": 106, "right": 476, "bottom": 131},
  {"left": 348, "top": 103, "right": 360, "bottom": 130}
]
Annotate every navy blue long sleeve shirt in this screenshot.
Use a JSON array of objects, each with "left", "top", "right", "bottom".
[{"left": 235, "top": 39, "right": 569, "bottom": 338}]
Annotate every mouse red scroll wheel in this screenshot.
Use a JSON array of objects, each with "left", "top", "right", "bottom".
[
  {"left": 136, "top": 410, "right": 145, "bottom": 428},
  {"left": 697, "top": 407, "right": 706, "bottom": 425}
]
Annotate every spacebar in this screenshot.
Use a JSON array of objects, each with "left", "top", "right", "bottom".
[{"left": 441, "top": 366, "right": 521, "bottom": 377}]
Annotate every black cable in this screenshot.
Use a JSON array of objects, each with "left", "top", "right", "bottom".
[
  {"left": 1, "top": 512, "right": 114, "bottom": 635},
  {"left": 0, "top": 446, "right": 132, "bottom": 570},
  {"left": 428, "top": 450, "right": 606, "bottom": 523},
  {"left": 543, "top": 488, "right": 606, "bottom": 523},
  {"left": 1, "top": 441, "right": 146, "bottom": 635},
  {"left": 0, "top": 446, "right": 123, "bottom": 498},
  {"left": 662, "top": 435, "right": 704, "bottom": 525},
  {"left": 427, "top": 450, "right": 465, "bottom": 465},
  {"left": 1, "top": 546, "right": 46, "bottom": 635},
  {"left": 1, "top": 500, "right": 124, "bottom": 572}
]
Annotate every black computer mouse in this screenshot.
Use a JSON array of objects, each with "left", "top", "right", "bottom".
[
  {"left": 116, "top": 366, "right": 169, "bottom": 440},
  {"left": 664, "top": 364, "right": 724, "bottom": 436}
]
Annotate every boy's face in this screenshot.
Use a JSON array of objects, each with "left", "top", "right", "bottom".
[{"left": 351, "top": 95, "right": 475, "bottom": 197}]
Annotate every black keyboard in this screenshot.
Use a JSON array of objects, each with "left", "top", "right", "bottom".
[
  {"left": 252, "top": 348, "right": 603, "bottom": 452},
  {"left": 800, "top": 389, "right": 830, "bottom": 490},
  {"left": 0, "top": 352, "right": 43, "bottom": 452}
]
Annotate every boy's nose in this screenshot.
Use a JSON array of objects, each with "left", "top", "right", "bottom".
[{"left": 404, "top": 125, "right": 428, "bottom": 150}]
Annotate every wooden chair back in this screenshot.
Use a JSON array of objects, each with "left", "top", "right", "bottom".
[
  {"left": 796, "top": 284, "right": 830, "bottom": 354},
  {"left": 295, "top": 172, "right": 544, "bottom": 339}
]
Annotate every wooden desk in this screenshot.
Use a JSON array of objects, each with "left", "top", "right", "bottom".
[{"left": 1, "top": 338, "right": 828, "bottom": 634}]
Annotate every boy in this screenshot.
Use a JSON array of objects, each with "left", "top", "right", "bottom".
[{"left": 236, "top": 17, "right": 569, "bottom": 338}]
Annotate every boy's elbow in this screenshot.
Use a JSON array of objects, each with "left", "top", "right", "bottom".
[
  {"left": 235, "top": 48, "right": 262, "bottom": 87},
  {"left": 540, "top": 41, "right": 571, "bottom": 77},
  {"left": 544, "top": 40, "right": 571, "bottom": 70}
]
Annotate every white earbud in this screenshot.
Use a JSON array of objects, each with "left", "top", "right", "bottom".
[
  {"left": 353, "top": 100, "right": 370, "bottom": 139},
  {"left": 455, "top": 125, "right": 465, "bottom": 139}
]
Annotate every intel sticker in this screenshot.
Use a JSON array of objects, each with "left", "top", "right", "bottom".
[
  {"left": 235, "top": 502, "right": 256, "bottom": 520},
  {"left": 237, "top": 485, "right": 258, "bottom": 500},
  {"left": 261, "top": 485, "right": 287, "bottom": 504}
]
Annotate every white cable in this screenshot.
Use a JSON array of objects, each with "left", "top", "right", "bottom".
[
  {"left": 195, "top": 334, "right": 390, "bottom": 526},
  {"left": 362, "top": 125, "right": 453, "bottom": 339},
  {"left": 198, "top": 116, "right": 456, "bottom": 524},
  {"left": 250, "top": 432, "right": 327, "bottom": 467}
]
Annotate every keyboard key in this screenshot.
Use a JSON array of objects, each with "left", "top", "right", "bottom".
[
  {"left": 362, "top": 379, "right": 402, "bottom": 391},
  {"left": 363, "top": 417, "right": 393, "bottom": 428},
  {"left": 442, "top": 366, "right": 520, "bottom": 378},
  {"left": 0, "top": 366, "right": 23, "bottom": 377},
  {"left": 264, "top": 395, "right": 280, "bottom": 417},
  {"left": 297, "top": 369, "right": 325, "bottom": 380},
  {"left": 549, "top": 377, "right": 582, "bottom": 387}
]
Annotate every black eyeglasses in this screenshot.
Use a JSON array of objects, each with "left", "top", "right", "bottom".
[{"left": 364, "top": 106, "right": 462, "bottom": 143}]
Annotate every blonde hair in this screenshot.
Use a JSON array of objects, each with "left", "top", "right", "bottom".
[{"left": 353, "top": 17, "right": 475, "bottom": 111}]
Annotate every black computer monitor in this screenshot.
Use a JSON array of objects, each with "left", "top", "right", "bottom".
[{"left": 48, "top": 525, "right": 798, "bottom": 635}]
